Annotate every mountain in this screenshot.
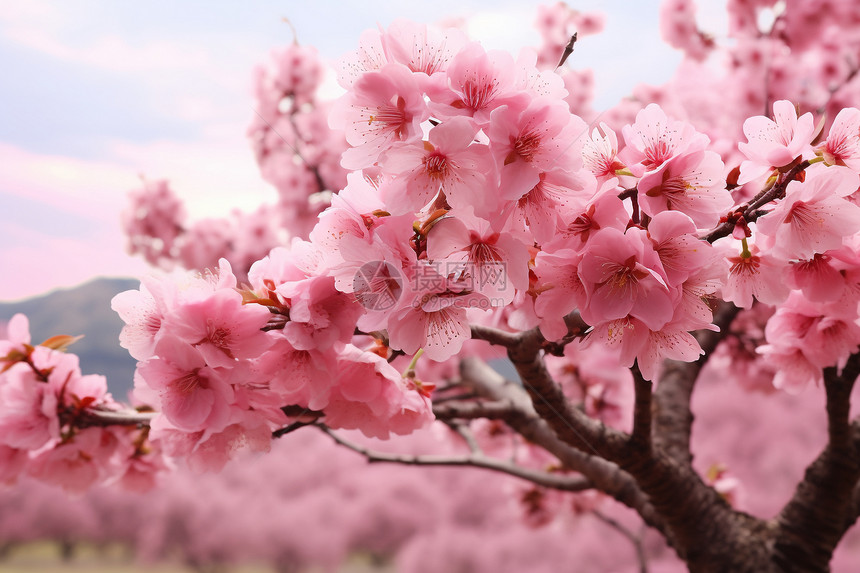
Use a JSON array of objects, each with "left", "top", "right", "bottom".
[{"left": 0, "top": 278, "right": 140, "bottom": 400}]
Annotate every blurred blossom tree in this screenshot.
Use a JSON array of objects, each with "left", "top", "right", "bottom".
[{"left": 5, "top": 1, "right": 860, "bottom": 571}]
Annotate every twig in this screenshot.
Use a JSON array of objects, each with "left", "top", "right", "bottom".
[
  {"left": 593, "top": 510, "right": 649, "bottom": 573},
  {"left": 318, "top": 425, "right": 592, "bottom": 492},
  {"left": 470, "top": 325, "right": 521, "bottom": 347},
  {"left": 556, "top": 33, "right": 578, "bottom": 69}
]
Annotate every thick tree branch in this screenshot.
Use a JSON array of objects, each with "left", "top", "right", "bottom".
[
  {"left": 469, "top": 324, "right": 521, "bottom": 347},
  {"left": 507, "top": 327, "right": 629, "bottom": 458},
  {"left": 651, "top": 303, "right": 742, "bottom": 464},
  {"left": 433, "top": 400, "right": 520, "bottom": 421},
  {"left": 317, "top": 425, "right": 593, "bottom": 492},
  {"left": 499, "top": 327, "right": 772, "bottom": 569},
  {"left": 458, "top": 357, "right": 668, "bottom": 539},
  {"left": 773, "top": 352, "right": 860, "bottom": 572}
]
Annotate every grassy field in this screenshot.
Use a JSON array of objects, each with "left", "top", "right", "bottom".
[{"left": 0, "top": 542, "right": 394, "bottom": 573}]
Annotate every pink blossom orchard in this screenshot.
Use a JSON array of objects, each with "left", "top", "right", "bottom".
[{"left": 6, "top": 2, "right": 860, "bottom": 571}]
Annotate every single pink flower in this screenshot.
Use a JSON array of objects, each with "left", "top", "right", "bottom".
[
  {"left": 330, "top": 63, "right": 429, "bottom": 170},
  {"left": 756, "top": 166, "right": 860, "bottom": 260},
  {"left": 788, "top": 254, "right": 846, "bottom": 303},
  {"left": 0, "top": 363, "right": 59, "bottom": 450},
  {"left": 547, "top": 189, "right": 630, "bottom": 250},
  {"left": 277, "top": 274, "right": 364, "bottom": 351},
  {"left": 582, "top": 122, "right": 625, "bottom": 180},
  {"left": 380, "top": 117, "right": 493, "bottom": 215},
  {"left": 386, "top": 263, "right": 482, "bottom": 362},
  {"left": 322, "top": 344, "right": 433, "bottom": 439},
  {"left": 737, "top": 100, "right": 815, "bottom": 184},
  {"left": 533, "top": 249, "right": 586, "bottom": 341},
  {"left": 637, "top": 149, "right": 733, "bottom": 228},
  {"left": 162, "top": 288, "right": 273, "bottom": 368},
  {"left": 487, "top": 98, "right": 588, "bottom": 200},
  {"left": 647, "top": 210, "right": 717, "bottom": 287},
  {"left": 503, "top": 169, "right": 596, "bottom": 246},
  {"left": 379, "top": 19, "right": 468, "bottom": 80},
  {"left": 336, "top": 28, "right": 388, "bottom": 88},
  {"left": 818, "top": 107, "right": 860, "bottom": 170},
  {"left": 426, "top": 214, "right": 530, "bottom": 306},
  {"left": 27, "top": 427, "right": 114, "bottom": 494},
  {"left": 428, "top": 43, "right": 526, "bottom": 126},
  {"left": 136, "top": 337, "right": 235, "bottom": 432},
  {"left": 577, "top": 227, "right": 677, "bottom": 330},
  {"left": 0, "top": 313, "right": 31, "bottom": 358},
  {"left": 620, "top": 103, "right": 709, "bottom": 175},
  {"left": 721, "top": 243, "right": 790, "bottom": 309}
]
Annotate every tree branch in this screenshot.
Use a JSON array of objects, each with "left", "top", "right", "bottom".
[
  {"left": 317, "top": 425, "right": 593, "bottom": 492},
  {"left": 506, "top": 327, "right": 629, "bottom": 458},
  {"left": 458, "top": 357, "right": 668, "bottom": 539},
  {"left": 630, "top": 363, "right": 653, "bottom": 450},
  {"left": 703, "top": 160, "right": 812, "bottom": 243},
  {"left": 773, "top": 352, "right": 860, "bottom": 571},
  {"left": 593, "top": 510, "right": 649, "bottom": 573},
  {"left": 651, "top": 303, "right": 742, "bottom": 464},
  {"left": 77, "top": 409, "right": 156, "bottom": 427},
  {"left": 469, "top": 324, "right": 521, "bottom": 347}
]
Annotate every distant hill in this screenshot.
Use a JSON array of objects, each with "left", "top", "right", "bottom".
[{"left": 0, "top": 278, "right": 140, "bottom": 401}]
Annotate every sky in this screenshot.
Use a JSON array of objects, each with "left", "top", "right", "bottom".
[{"left": 0, "top": 0, "right": 728, "bottom": 302}]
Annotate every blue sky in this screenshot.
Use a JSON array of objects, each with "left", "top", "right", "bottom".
[{"left": 0, "top": 0, "right": 727, "bottom": 301}]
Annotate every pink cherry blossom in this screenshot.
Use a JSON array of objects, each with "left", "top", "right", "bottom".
[
  {"left": 428, "top": 43, "right": 526, "bottom": 126},
  {"left": 582, "top": 122, "right": 625, "bottom": 180},
  {"left": 136, "top": 336, "right": 235, "bottom": 432},
  {"left": 577, "top": 227, "right": 677, "bottom": 331},
  {"left": 0, "top": 362, "right": 60, "bottom": 450},
  {"left": 487, "top": 98, "right": 588, "bottom": 200},
  {"left": 548, "top": 190, "right": 630, "bottom": 250},
  {"left": 818, "top": 107, "right": 860, "bottom": 170},
  {"left": 277, "top": 274, "right": 364, "bottom": 351},
  {"left": 337, "top": 28, "right": 388, "bottom": 88},
  {"left": 755, "top": 166, "right": 860, "bottom": 260},
  {"left": 0, "top": 313, "right": 31, "bottom": 358},
  {"left": 386, "top": 263, "right": 481, "bottom": 362},
  {"left": 161, "top": 288, "right": 273, "bottom": 368},
  {"left": 620, "top": 103, "right": 709, "bottom": 175},
  {"left": 502, "top": 169, "right": 596, "bottom": 245},
  {"left": 788, "top": 254, "right": 846, "bottom": 303},
  {"left": 27, "top": 427, "right": 116, "bottom": 494},
  {"left": 647, "top": 210, "right": 717, "bottom": 287},
  {"left": 720, "top": 242, "right": 790, "bottom": 309},
  {"left": 322, "top": 344, "right": 432, "bottom": 439},
  {"left": 426, "top": 215, "right": 530, "bottom": 306},
  {"left": 380, "top": 117, "right": 493, "bottom": 215},
  {"left": 737, "top": 100, "right": 816, "bottom": 184},
  {"left": 585, "top": 316, "right": 703, "bottom": 382},
  {"left": 379, "top": 19, "right": 468, "bottom": 80},
  {"left": 637, "top": 149, "right": 734, "bottom": 228},
  {"left": 330, "top": 63, "right": 429, "bottom": 170},
  {"left": 533, "top": 248, "right": 585, "bottom": 341}
]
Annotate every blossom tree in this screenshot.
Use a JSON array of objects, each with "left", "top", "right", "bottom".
[{"left": 6, "top": 1, "right": 860, "bottom": 571}]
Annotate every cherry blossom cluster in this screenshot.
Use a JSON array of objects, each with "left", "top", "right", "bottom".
[
  {"left": 0, "top": 315, "right": 164, "bottom": 493},
  {"left": 110, "top": 256, "right": 433, "bottom": 473}
]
